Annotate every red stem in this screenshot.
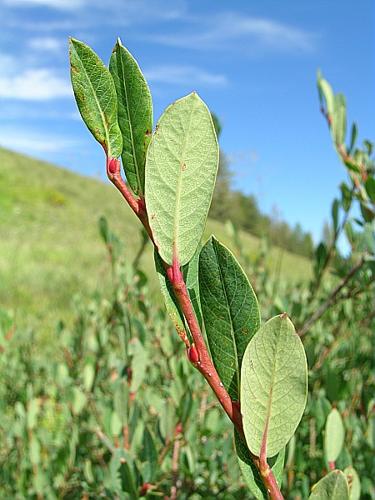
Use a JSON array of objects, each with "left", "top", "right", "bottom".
[
  {"left": 167, "top": 254, "right": 243, "bottom": 432},
  {"left": 106, "top": 157, "right": 153, "bottom": 240}
]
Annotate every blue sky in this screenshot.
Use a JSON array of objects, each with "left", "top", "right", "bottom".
[{"left": 0, "top": 0, "right": 374, "bottom": 242}]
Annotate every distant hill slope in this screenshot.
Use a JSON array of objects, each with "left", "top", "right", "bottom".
[{"left": 0, "top": 147, "right": 311, "bottom": 331}]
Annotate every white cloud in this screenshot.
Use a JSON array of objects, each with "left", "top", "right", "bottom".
[
  {"left": 0, "top": 128, "right": 78, "bottom": 154},
  {"left": 1, "top": 0, "right": 185, "bottom": 20},
  {"left": 2, "top": 0, "right": 85, "bottom": 10},
  {"left": 0, "top": 69, "right": 71, "bottom": 100},
  {"left": 146, "top": 12, "right": 315, "bottom": 53},
  {"left": 145, "top": 65, "right": 228, "bottom": 87},
  {"left": 28, "top": 36, "right": 64, "bottom": 52}
]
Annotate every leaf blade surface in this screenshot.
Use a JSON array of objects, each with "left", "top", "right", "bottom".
[
  {"left": 309, "top": 470, "right": 349, "bottom": 500},
  {"left": 109, "top": 39, "right": 152, "bottom": 194},
  {"left": 145, "top": 92, "right": 218, "bottom": 265},
  {"left": 241, "top": 314, "right": 308, "bottom": 457},
  {"left": 199, "top": 236, "right": 260, "bottom": 400},
  {"left": 69, "top": 38, "right": 122, "bottom": 158},
  {"left": 324, "top": 408, "right": 345, "bottom": 463}
]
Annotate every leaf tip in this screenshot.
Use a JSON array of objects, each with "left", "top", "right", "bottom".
[{"left": 69, "top": 37, "right": 81, "bottom": 49}]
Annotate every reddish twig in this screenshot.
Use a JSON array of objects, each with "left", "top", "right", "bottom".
[
  {"left": 167, "top": 253, "right": 243, "bottom": 431},
  {"left": 170, "top": 423, "right": 183, "bottom": 500},
  {"left": 106, "top": 157, "right": 153, "bottom": 240},
  {"left": 298, "top": 257, "right": 366, "bottom": 337}
]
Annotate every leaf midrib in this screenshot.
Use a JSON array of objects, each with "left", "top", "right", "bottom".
[
  {"left": 74, "top": 44, "right": 111, "bottom": 155},
  {"left": 213, "top": 240, "right": 240, "bottom": 399},
  {"left": 261, "top": 321, "right": 283, "bottom": 456},
  {"left": 118, "top": 48, "right": 142, "bottom": 193},
  {"left": 173, "top": 97, "right": 197, "bottom": 260}
]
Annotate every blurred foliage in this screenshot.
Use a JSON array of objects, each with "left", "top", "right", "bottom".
[
  {"left": 0, "top": 230, "right": 249, "bottom": 498},
  {"left": 0, "top": 194, "right": 373, "bottom": 498}
]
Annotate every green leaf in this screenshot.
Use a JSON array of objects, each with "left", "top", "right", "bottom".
[
  {"left": 340, "top": 183, "right": 352, "bottom": 212},
  {"left": 98, "top": 215, "right": 110, "bottom": 244},
  {"left": 332, "top": 199, "right": 340, "bottom": 233},
  {"left": 367, "top": 400, "right": 375, "bottom": 449},
  {"left": 145, "top": 92, "right": 219, "bottom": 265},
  {"left": 235, "top": 430, "right": 284, "bottom": 500},
  {"left": 348, "top": 123, "right": 357, "bottom": 154},
  {"left": 317, "top": 73, "right": 334, "bottom": 118},
  {"left": 72, "top": 387, "right": 87, "bottom": 415},
  {"left": 333, "top": 93, "right": 347, "bottom": 146},
  {"left": 27, "top": 398, "right": 40, "bottom": 430},
  {"left": 363, "top": 139, "right": 373, "bottom": 155},
  {"left": 69, "top": 38, "right": 122, "bottom": 158},
  {"left": 309, "top": 470, "right": 349, "bottom": 500},
  {"left": 111, "top": 411, "right": 122, "bottom": 436},
  {"left": 83, "top": 363, "right": 95, "bottom": 392},
  {"left": 365, "top": 177, "right": 375, "bottom": 203},
  {"left": 141, "top": 427, "right": 157, "bottom": 482},
  {"left": 315, "top": 242, "right": 327, "bottom": 275},
  {"left": 324, "top": 408, "right": 345, "bottom": 463},
  {"left": 199, "top": 236, "right": 260, "bottom": 400},
  {"left": 110, "top": 450, "right": 137, "bottom": 497},
  {"left": 344, "top": 466, "right": 361, "bottom": 500},
  {"left": 109, "top": 39, "right": 152, "bottom": 194},
  {"left": 241, "top": 314, "right": 308, "bottom": 457},
  {"left": 114, "top": 380, "right": 129, "bottom": 427},
  {"left": 129, "top": 338, "right": 149, "bottom": 392},
  {"left": 29, "top": 436, "right": 41, "bottom": 465}
]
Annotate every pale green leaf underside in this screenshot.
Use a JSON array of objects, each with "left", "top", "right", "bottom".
[
  {"left": 199, "top": 236, "right": 260, "bottom": 400},
  {"left": 333, "top": 94, "right": 346, "bottom": 146},
  {"left": 344, "top": 466, "right": 360, "bottom": 500},
  {"left": 324, "top": 408, "right": 345, "bottom": 463},
  {"left": 235, "top": 430, "right": 284, "bottom": 500},
  {"left": 109, "top": 40, "right": 152, "bottom": 195},
  {"left": 241, "top": 315, "right": 308, "bottom": 457},
  {"left": 145, "top": 92, "right": 218, "bottom": 266},
  {"left": 317, "top": 75, "right": 334, "bottom": 117},
  {"left": 309, "top": 470, "right": 349, "bottom": 500},
  {"left": 69, "top": 38, "right": 122, "bottom": 158}
]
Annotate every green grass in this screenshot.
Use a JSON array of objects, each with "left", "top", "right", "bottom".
[{"left": 0, "top": 147, "right": 311, "bottom": 332}]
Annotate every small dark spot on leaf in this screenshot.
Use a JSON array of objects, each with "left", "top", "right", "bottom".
[{"left": 181, "top": 162, "right": 187, "bottom": 171}]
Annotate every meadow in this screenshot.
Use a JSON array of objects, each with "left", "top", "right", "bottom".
[{"left": 0, "top": 146, "right": 310, "bottom": 333}]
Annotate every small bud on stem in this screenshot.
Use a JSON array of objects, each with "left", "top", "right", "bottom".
[
  {"left": 106, "top": 156, "right": 120, "bottom": 177},
  {"left": 188, "top": 344, "right": 199, "bottom": 364}
]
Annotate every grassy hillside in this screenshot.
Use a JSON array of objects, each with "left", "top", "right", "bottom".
[{"left": 0, "top": 147, "right": 311, "bottom": 331}]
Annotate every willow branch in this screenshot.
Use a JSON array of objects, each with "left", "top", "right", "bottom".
[
  {"left": 108, "top": 159, "right": 284, "bottom": 500},
  {"left": 299, "top": 257, "right": 366, "bottom": 337}
]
